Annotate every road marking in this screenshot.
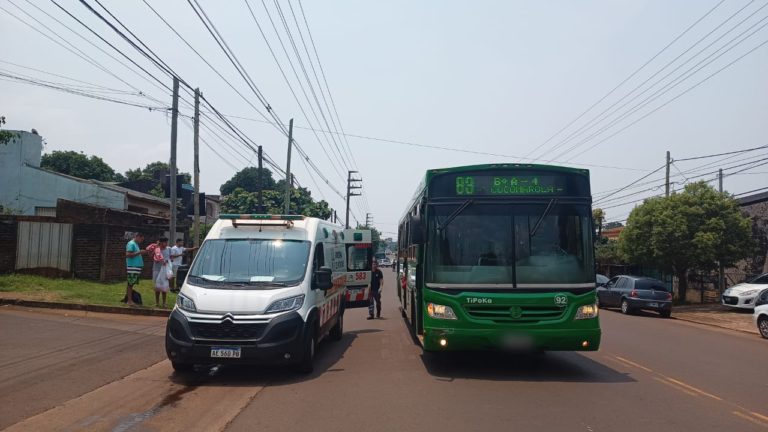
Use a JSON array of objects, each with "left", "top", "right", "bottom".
[
  {"left": 752, "top": 412, "right": 768, "bottom": 422},
  {"left": 652, "top": 377, "right": 699, "bottom": 397},
  {"left": 733, "top": 411, "right": 768, "bottom": 428},
  {"left": 663, "top": 377, "right": 722, "bottom": 401},
  {"left": 613, "top": 355, "right": 653, "bottom": 372}
]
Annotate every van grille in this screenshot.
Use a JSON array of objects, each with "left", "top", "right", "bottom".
[
  {"left": 190, "top": 322, "right": 267, "bottom": 340},
  {"left": 464, "top": 305, "right": 565, "bottom": 323}
]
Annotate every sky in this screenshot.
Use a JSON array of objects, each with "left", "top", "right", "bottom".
[{"left": 2, "top": 0, "right": 767, "bottom": 238}]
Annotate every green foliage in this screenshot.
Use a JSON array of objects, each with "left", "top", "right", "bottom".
[
  {"left": 41, "top": 150, "right": 119, "bottom": 182},
  {"left": 0, "top": 116, "right": 17, "bottom": 146},
  {"left": 592, "top": 207, "right": 605, "bottom": 239},
  {"left": 220, "top": 167, "right": 276, "bottom": 195},
  {"left": 619, "top": 181, "right": 753, "bottom": 302},
  {"left": 595, "top": 241, "right": 623, "bottom": 266},
  {"left": 603, "top": 221, "right": 624, "bottom": 230},
  {"left": 124, "top": 161, "right": 191, "bottom": 183},
  {"left": 149, "top": 183, "right": 165, "bottom": 198},
  {"left": 220, "top": 187, "right": 259, "bottom": 214},
  {"left": 219, "top": 183, "right": 333, "bottom": 220}
]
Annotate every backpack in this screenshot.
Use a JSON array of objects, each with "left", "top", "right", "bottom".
[{"left": 121, "top": 290, "right": 143, "bottom": 305}]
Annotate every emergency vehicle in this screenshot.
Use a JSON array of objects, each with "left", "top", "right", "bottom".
[
  {"left": 166, "top": 214, "right": 347, "bottom": 374},
  {"left": 343, "top": 229, "right": 373, "bottom": 308}
]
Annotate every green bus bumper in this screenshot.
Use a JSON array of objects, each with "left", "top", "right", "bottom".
[{"left": 423, "top": 326, "right": 601, "bottom": 352}]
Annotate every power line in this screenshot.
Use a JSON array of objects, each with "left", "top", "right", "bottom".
[{"left": 675, "top": 144, "right": 768, "bottom": 161}]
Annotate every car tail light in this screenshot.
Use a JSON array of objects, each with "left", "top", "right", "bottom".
[
  {"left": 630, "top": 289, "right": 638, "bottom": 298},
  {"left": 665, "top": 292, "right": 672, "bottom": 300}
]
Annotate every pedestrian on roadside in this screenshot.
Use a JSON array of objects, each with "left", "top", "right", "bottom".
[
  {"left": 169, "top": 239, "right": 198, "bottom": 292},
  {"left": 152, "top": 237, "right": 171, "bottom": 308},
  {"left": 368, "top": 260, "right": 384, "bottom": 319},
  {"left": 124, "top": 232, "right": 147, "bottom": 306}
]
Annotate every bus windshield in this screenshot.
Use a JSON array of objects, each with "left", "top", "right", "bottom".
[{"left": 427, "top": 202, "right": 593, "bottom": 287}]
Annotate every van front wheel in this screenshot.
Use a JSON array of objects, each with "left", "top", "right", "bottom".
[
  {"left": 295, "top": 328, "right": 317, "bottom": 374},
  {"left": 330, "top": 313, "right": 343, "bottom": 341}
]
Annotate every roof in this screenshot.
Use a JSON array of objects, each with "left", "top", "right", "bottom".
[
  {"left": 737, "top": 191, "right": 768, "bottom": 207},
  {"left": 26, "top": 165, "right": 170, "bottom": 205}
]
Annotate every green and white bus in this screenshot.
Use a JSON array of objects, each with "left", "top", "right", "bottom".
[{"left": 396, "top": 164, "right": 600, "bottom": 352}]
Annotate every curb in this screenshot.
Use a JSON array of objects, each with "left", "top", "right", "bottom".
[
  {"left": 672, "top": 315, "right": 758, "bottom": 336},
  {"left": 0, "top": 298, "right": 171, "bottom": 317}
]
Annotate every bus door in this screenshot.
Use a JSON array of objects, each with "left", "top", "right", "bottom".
[{"left": 343, "top": 230, "right": 373, "bottom": 309}]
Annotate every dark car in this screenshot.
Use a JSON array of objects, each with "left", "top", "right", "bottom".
[
  {"left": 596, "top": 275, "right": 673, "bottom": 318},
  {"left": 596, "top": 274, "right": 609, "bottom": 287}
]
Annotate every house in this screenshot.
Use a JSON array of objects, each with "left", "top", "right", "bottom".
[
  {"left": 602, "top": 226, "right": 624, "bottom": 241},
  {"left": 0, "top": 130, "right": 170, "bottom": 217}
]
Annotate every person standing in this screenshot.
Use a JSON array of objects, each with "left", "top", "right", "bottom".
[
  {"left": 169, "top": 239, "right": 198, "bottom": 292},
  {"left": 152, "top": 237, "right": 171, "bottom": 308},
  {"left": 124, "top": 232, "right": 146, "bottom": 306},
  {"left": 368, "top": 261, "right": 384, "bottom": 319}
]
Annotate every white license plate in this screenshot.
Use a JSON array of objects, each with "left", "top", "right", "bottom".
[
  {"left": 648, "top": 302, "right": 658, "bottom": 308},
  {"left": 210, "top": 347, "right": 241, "bottom": 358}
]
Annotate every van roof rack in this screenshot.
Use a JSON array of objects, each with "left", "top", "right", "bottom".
[{"left": 219, "top": 214, "right": 304, "bottom": 229}]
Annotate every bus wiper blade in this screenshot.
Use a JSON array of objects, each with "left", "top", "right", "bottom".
[
  {"left": 438, "top": 199, "right": 473, "bottom": 231},
  {"left": 530, "top": 198, "right": 557, "bottom": 237}
]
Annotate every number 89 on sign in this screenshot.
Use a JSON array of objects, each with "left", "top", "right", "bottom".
[{"left": 455, "top": 176, "right": 475, "bottom": 195}]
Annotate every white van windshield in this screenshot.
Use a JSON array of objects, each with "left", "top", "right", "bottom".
[{"left": 189, "top": 239, "right": 311, "bottom": 288}]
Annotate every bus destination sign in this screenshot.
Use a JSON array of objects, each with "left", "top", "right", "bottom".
[{"left": 454, "top": 175, "right": 566, "bottom": 196}]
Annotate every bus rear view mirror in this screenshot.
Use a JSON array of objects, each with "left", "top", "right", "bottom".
[
  {"left": 409, "top": 215, "right": 425, "bottom": 245},
  {"left": 313, "top": 267, "right": 333, "bottom": 290}
]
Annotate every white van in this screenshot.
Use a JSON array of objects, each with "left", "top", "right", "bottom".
[{"left": 165, "top": 214, "right": 347, "bottom": 373}]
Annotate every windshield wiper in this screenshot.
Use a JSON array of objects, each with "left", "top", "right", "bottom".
[
  {"left": 247, "top": 281, "right": 288, "bottom": 287},
  {"left": 530, "top": 198, "right": 557, "bottom": 237},
  {"left": 437, "top": 199, "right": 473, "bottom": 232}
]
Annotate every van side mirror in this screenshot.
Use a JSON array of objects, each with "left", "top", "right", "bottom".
[
  {"left": 177, "top": 265, "right": 190, "bottom": 285},
  {"left": 408, "top": 215, "right": 425, "bottom": 245},
  {"left": 313, "top": 267, "right": 333, "bottom": 291}
]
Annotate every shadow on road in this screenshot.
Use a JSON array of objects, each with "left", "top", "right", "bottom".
[
  {"left": 168, "top": 328, "right": 380, "bottom": 387},
  {"left": 421, "top": 350, "right": 635, "bottom": 383}
]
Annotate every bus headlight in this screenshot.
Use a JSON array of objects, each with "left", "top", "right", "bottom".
[
  {"left": 427, "top": 303, "right": 458, "bottom": 320},
  {"left": 574, "top": 304, "right": 598, "bottom": 320}
]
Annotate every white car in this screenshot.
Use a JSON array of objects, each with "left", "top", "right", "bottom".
[
  {"left": 753, "top": 290, "right": 768, "bottom": 338},
  {"left": 721, "top": 273, "right": 768, "bottom": 310}
]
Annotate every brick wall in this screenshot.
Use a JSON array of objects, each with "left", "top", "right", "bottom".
[
  {"left": 0, "top": 219, "right": 17, "bottom": 273},
  {"left": 72, "top": 224, "right": 102, "bottom": 280}
]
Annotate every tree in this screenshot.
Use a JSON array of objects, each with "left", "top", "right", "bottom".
[
  {"left": 220, "top": 167, "right": 276, "bottom": 195},
  {"left": 0, "top": 116, "right": 17, "bottom": 146},
  {"left": 41, "top": 150, "right": 119, "bottom": 182},
  {"left": 603, "top": 221, "right": 624, "bottom": 230},
  {"left": 592, "top": 208, "right": 605, "bottom": 241},
  {"left": 124, "top": 161, "right": 191, "bottom": 183},
  {"left": 619, "top": 181, "right": 753, "bottom": 303},
  {"left": 595, "top": 241, "right": 623, "bottom": 267},
  {"left": 220, "top": 187, "right": 258, "bottom": 214}
]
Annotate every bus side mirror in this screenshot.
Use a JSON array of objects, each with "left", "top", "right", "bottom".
[
  {"left": 408, "top": 215, "right": 425, "bottom": 245},
  {"left": 313, "top": 267, "right": 333, "bottom": 291}
]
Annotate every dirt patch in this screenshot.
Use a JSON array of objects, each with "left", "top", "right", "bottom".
[{"left": 0, "top": 291, "right": 64, "bottom": 302}]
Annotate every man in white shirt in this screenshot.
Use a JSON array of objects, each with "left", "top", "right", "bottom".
[{"left": 170, "top": 239, "right": 197, "bottom": 292}]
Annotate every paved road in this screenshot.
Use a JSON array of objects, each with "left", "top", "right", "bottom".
[{"left": 2, "top": 271, "right": 767, "bottom": 431}]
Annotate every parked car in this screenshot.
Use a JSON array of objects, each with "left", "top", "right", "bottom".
[
  {"left": 596, "top": 275, "right": 673, "bottom": 318},
  {"left": 596, "top": 274, "right": 609, "bottom": 287},
  {"left": 753, "top": 290, "right": 768, "bottom": 339},
  {"left": 378, "top": 257, "right": 392, "bottom": 267},
  {"left": 722, "top": 273, "right": 768, "bottom": 310}
]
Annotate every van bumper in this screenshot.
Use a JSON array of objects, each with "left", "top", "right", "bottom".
[{"left": 165, "top": 308, "right": 306, "bottom": 366}]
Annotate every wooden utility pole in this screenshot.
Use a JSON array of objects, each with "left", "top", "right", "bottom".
[
  {"left": 718, "top": 168, "right": 724, "bottom": 293},
  {"left": 665, "top": 151, "right": 671, "bottom": 197},
  {"left": 346, "top": 170, "right": 361, "bottom": 229},
  {"left": 169, "top": 77, "right": 179, "bottom": 242},
  {"left": 718, "top": 168, "right": 723, "bottom": 193},
  {"left": 193, "top": 88, "right": 201, "bottom": 247},
  {"left": 257, "top": 145, "right": 264, "bottom": 213},
  {"left": 284, "top": 119, "right": 294, "bottom": 214}
]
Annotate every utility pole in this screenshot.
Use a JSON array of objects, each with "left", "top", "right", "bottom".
[
  {"left": 169, "top": 77, "right": 179, "bottom": 242},
  {"left": 257, "top": 145, "right": 263, "bottom": 213},
  {"left": 665, "top": 150, "right": 671, "bottom": 197},
  {"left": 192, "top": 88, "right": 201, "bottom": 248},
  {"left": 718, "top": 168, "right": 724, "bottom": 293},
  {"left": 333, "top": 210, "right": 337, "bottom": 224},
  {"left": 365, "top": 213, "right": 372, "bottom": 228},
  {"left": 346, "top": 170, "right": 362, "bottom": 229},
  {"left": 284, "top": 119, "right": 294, "bottom": 214}
]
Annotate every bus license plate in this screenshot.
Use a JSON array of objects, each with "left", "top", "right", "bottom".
[{"left": 211, "top": 347, "right": 241, "bottom": 358}]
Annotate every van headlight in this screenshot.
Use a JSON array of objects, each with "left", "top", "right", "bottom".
[
  {"left": 574, "top": 304, "right": 599, "bottom": 320},
  {"left": 265, "top": 294, "right": 305, "bottom": 314},
  {"left": 176, "top": 293, "right": 197, "bottom": 312},
  {"left": 426, "top": 302, "right": 458, "bottom": 320}
]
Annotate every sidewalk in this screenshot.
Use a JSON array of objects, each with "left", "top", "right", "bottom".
[{"left": 673, "top": 303, "right": 757, "bottom": 335}]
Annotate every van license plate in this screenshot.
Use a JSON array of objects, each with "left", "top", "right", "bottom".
[{"left": 211, "top": 347, "right": 241, "bottom": 358}]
